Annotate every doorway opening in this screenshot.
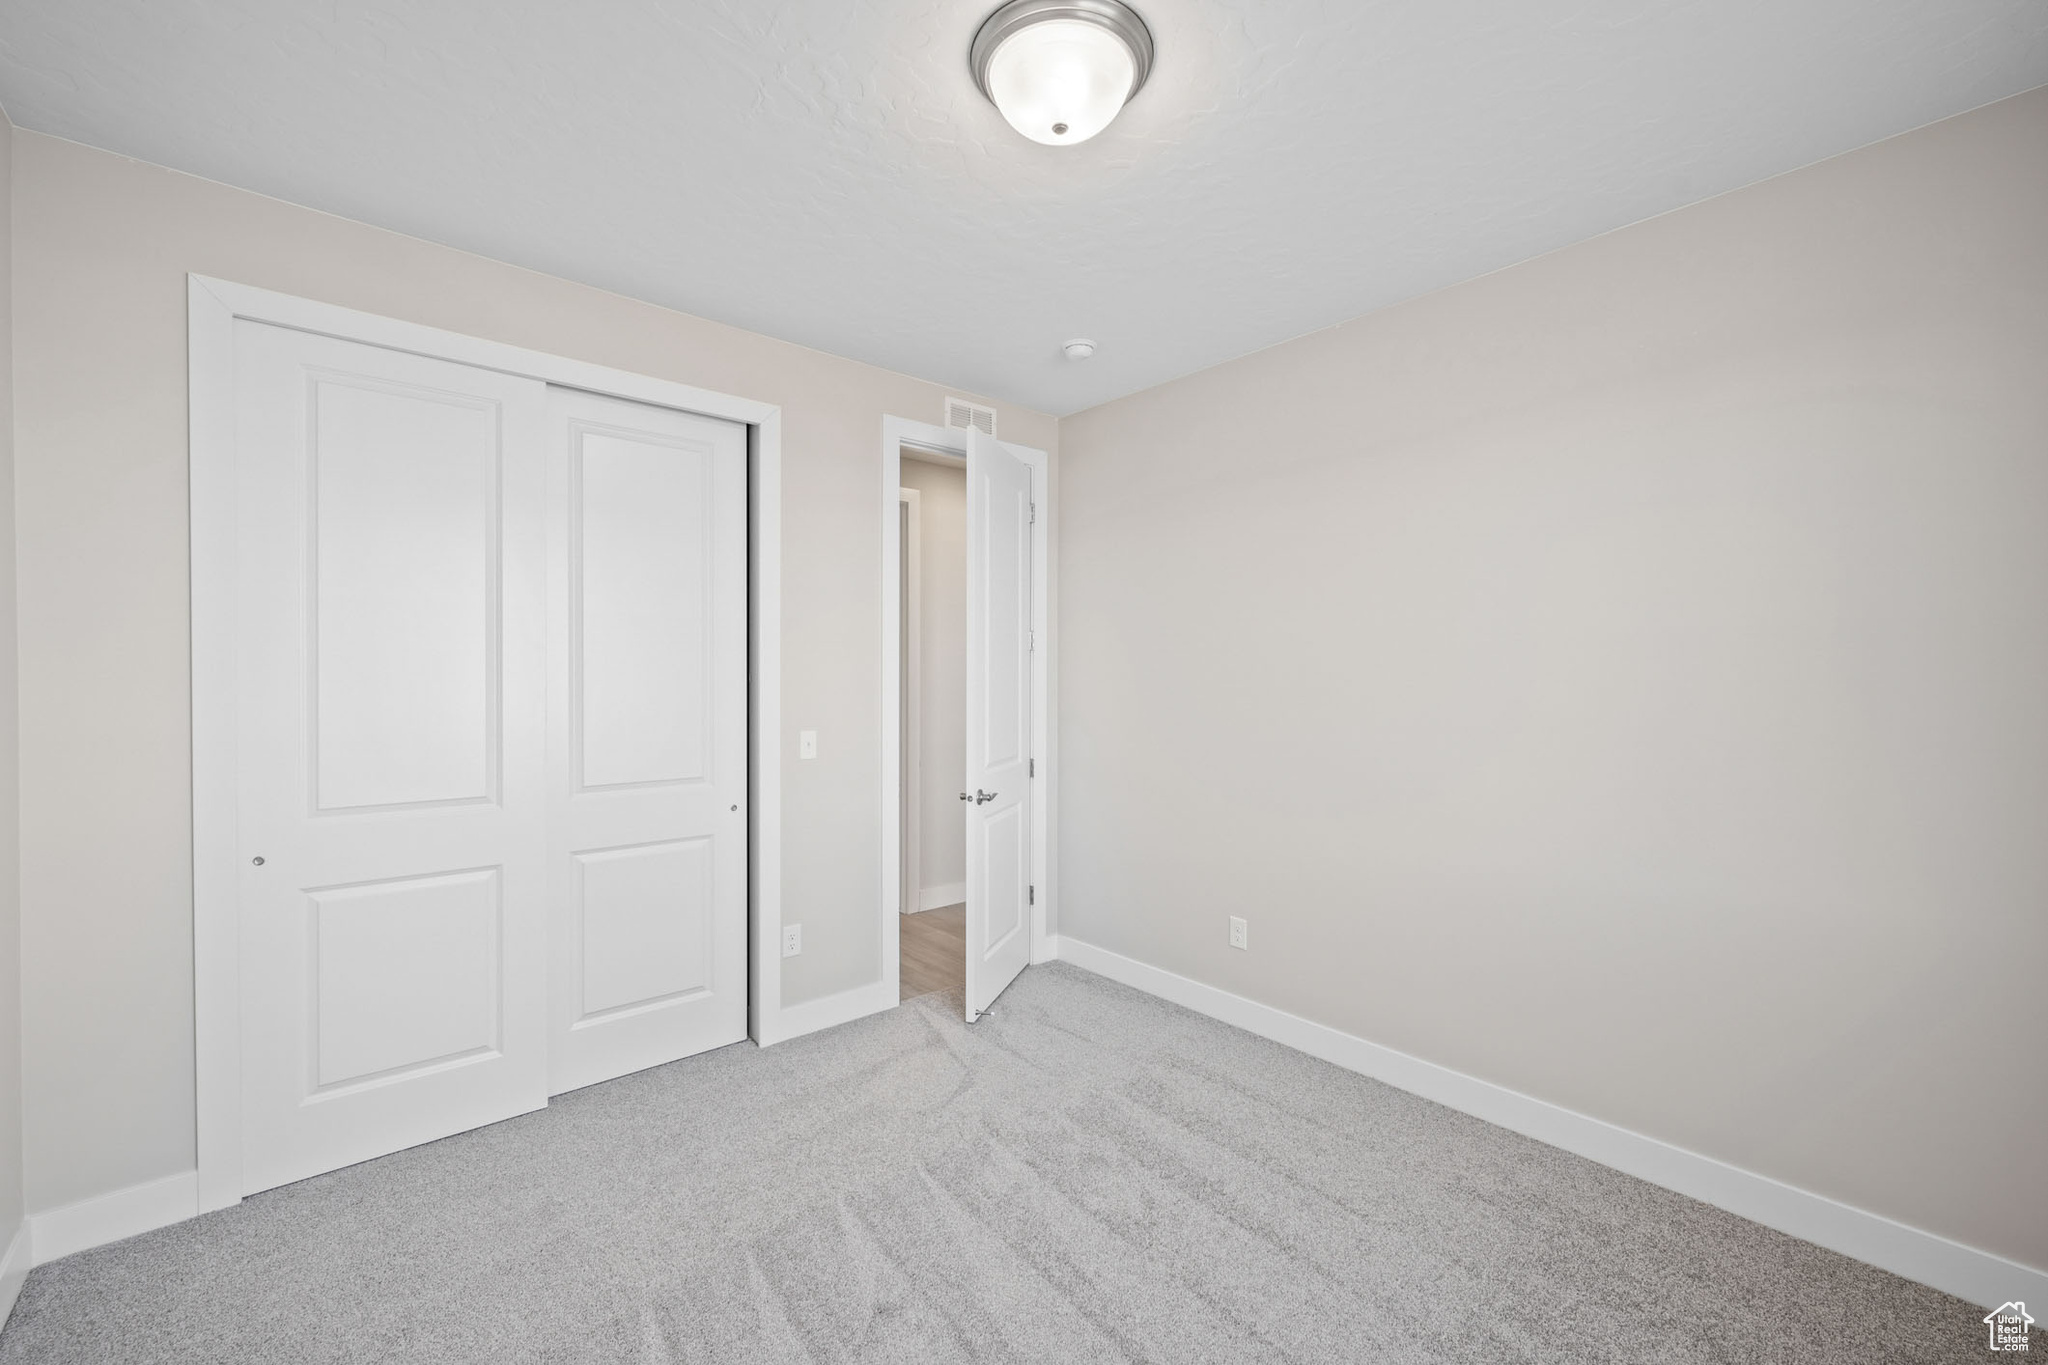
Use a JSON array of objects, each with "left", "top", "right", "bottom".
[
  {"left": 899, "top": 450, "right": 969, "bottom": 1002},
  {"left": 879, "top": 415, "right": 1051, "bottom": 1023}
]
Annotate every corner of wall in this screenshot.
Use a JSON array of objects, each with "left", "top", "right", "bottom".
[{"left": 0, "top": 96, "right": 29, "bottom": 1330}]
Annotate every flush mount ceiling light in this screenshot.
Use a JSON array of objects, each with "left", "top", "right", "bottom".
[{"left": 971, "top": 0, "right": 1154, "bottom": 147}]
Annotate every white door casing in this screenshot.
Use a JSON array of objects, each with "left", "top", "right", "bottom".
[
  {"left": 963, "top": 427, "right": 1034, "bottom": 1020},
  {"left": 233, "top": 321, "right": 551, "bottom": 1194},
  {"left": 545, "top": 388, "right": 749, "bottom": 1094}
]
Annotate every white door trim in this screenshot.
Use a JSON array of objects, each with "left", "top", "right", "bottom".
[
  {"left": 880, "top": 417, "right": 1052, "bottom": 1007},
  {"left": 27, "top": 1171, "right": 200, "bottom": 1267},
  {"left": 189, "top": 274, "right": 784, "bottom": 1216},
  {"left": 898, "top": 487, "right": 923, "bottom": 917}
]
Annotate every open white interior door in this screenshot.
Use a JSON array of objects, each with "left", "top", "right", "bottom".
[{"left": 963, "top": 427, "right": 1034, "bottom": 1021}]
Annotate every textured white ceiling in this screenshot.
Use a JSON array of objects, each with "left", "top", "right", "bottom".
[{"left": 3, "top": 1, "right": 2045, "bottom": 415}]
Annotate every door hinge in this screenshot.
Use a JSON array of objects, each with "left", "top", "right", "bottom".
[
  {"left": 1028, "top": 628, "right": 1035, "bottom": 652},
  {"left": 1029, "top": 885, "right": 1036, "bottom": 905},
  {"left": 1029, "top": 757, "right": 1035, "bottom": 777},
  {"left": 1030, "top": 500, "right": 1037, "bottom": 524}
]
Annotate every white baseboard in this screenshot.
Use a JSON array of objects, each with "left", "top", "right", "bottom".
[
  {"left": 916, "top": 882, "right": 965, "bottom": 912},
  {"left": 1049, "top": 936, "right": 2046, "bottom": 1311},
  {"left": 758, "top": 979, "right": 895, "bottom": 1048},
  {"left": 28, "top": 1171, "right": 199, "bottom": 1266},
  {"left": 30, "top": 985, "right": 894, "bottom": 1263},
  {"left": 0, "top": 1222, "right": 28, "bottom": 1328}
]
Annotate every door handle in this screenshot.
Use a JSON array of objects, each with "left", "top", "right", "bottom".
[{"left": 975, "top": 789, "right": 997, "bottom": 804}]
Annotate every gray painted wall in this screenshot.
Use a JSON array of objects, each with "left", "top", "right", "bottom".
[
  {"left": 1056, "top": 87, "right": 2048, "bottom": 1272},
  {"left": 0, "top": 106, "right": 25, "bottom": 1261},
  {"left": 901, "top": 458, "right": 967, "bottom": 900}
]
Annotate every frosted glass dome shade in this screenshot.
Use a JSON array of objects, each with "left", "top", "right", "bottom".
[{"left": 985, "top": 19, "right": 1137, "bottom": 146}]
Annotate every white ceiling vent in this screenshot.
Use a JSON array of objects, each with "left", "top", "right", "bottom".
[{"left": 944, "top": 397, "right": 997, "bottom": 438}]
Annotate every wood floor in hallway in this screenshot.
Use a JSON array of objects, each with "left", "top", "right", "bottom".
[{"left": 900, "top": 903, "right": 965, "bottom": 1001}]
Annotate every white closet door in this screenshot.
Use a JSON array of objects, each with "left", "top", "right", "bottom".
[
  {"left": 234, "top": 321, "right": 551, "bottom": 1194},
  {"left": 545, "top": 388, "right": 749, "bottom": 1094},
  {"left": 963, "top": 427, "right": 1034, "bottom": 1021}
]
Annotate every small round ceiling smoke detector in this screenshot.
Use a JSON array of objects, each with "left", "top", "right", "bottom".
[
  {"left": 1063, "top": 338, "right": 1097, "bottom": 361},
  {"left": 971, "top": 0, "right": 1154, "bottom": 147}
]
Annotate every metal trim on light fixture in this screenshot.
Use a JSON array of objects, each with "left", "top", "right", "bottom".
[{"left": 970, "top": 0, "right": 1155, "bottom": 107}]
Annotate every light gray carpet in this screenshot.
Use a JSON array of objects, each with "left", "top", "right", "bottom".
[{"left": 0, "top": 963, "right": 1983, "bottom": 1362}]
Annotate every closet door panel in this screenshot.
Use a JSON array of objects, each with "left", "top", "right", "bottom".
[
  {"left": 547, "top": 388, "right": 749, "bottom": 1093},
  {"left": 233, "top": 320, "right": 550, "bottom": 1194}
]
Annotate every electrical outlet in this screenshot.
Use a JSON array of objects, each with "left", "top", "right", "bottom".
[
  {"left": 1228, "top": 916, "right": 1248, "bottom": 950},
  {"left": 782, "top": 924, "right": 802, "bottom": 957},
  {"left": 799, "top": 730, "right": 818, "bottom": 759}
]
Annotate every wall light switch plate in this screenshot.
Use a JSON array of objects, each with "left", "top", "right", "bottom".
[
  {"left": 799, "top": 730, "right": 818, "bottom": 759},
  {"left": 1228, "top": 916, "right": 1248, "bottom": 950},
  {"left": 782, "top": 924, "right": 802, "bottom": 957}
]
